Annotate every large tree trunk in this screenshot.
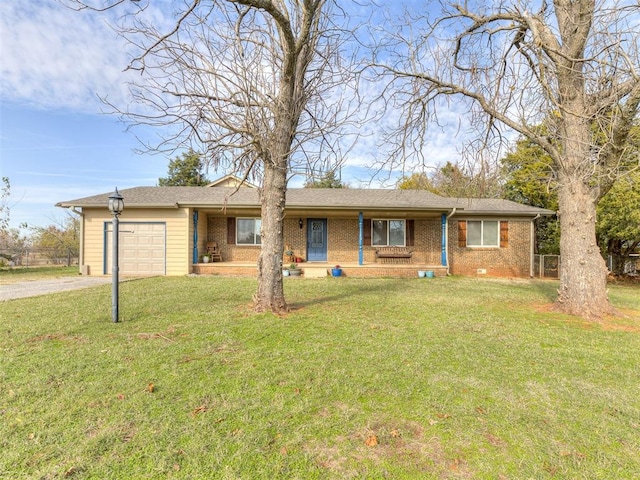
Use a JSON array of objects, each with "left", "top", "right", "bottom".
[
  {"left": 555, "top": 175, "right": 614, "bottom": 319},
  {"left": 254, "top": 162, "right": 288, "bottom": 313},
  {"left": 551, "top": 22, "right": 616, "bottom": 321}
]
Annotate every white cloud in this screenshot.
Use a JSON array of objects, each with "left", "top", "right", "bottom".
[{"left": 0, "top": 1, "right": 141, "bottom": 112}]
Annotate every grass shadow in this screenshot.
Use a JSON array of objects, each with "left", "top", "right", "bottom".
[{"left": 287, "top": 278, "right": 411, "bottom": 310}]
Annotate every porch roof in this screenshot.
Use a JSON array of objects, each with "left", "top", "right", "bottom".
[{"left": 56, "top": 186, "right": 554, "bottom": 216}]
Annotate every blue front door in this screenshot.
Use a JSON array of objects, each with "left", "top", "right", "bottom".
[{"left": 307, "top": 218, "right": 327, "bottom": 262}]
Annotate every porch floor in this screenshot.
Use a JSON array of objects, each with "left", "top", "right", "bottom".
[{"left": 192, "top": 261, "right": 447, "bottom": 278}]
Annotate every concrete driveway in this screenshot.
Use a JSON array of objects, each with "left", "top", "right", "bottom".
[{"left": 0, "top": 276, "right": 113, "bottom": 301}]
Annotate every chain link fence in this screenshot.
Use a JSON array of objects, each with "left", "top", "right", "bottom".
[
  {"left": 533, "top": 254, "right": 560, "bottom": 279},
  {"left": 535, "top": 254, "right": 639, "bottom": 279},
  {"left": 608, "top": 255, "right": 639, "bottom": 276},
  {"left": 0, "top": 248, "right": 79, "bottom": 268}
]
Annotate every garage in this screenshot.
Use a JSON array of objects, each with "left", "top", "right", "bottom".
[{"left": 105, "top": 222, "right": 166, "bottom": 276}]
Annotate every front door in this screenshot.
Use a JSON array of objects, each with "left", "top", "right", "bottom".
[{"left": 307, "top": 218, "right": 327, "bottom": 262}]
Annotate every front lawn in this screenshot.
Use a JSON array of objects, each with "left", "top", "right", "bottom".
[
  {"left": 1, "top": 276, "right": 639, "bottom": 478},
  {"left": 0, "top": 265, "right": 78, "bottom": 284}
]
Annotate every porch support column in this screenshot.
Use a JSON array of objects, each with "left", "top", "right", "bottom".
[
  {"left": 193, "top": 210, "right": 199, "bottom": 265},
  {"left": 358, "top": 211, "right": 364, "bottom": 265},
  {"left": 441, "top": 213, "right": 447, "bottom": 266}
]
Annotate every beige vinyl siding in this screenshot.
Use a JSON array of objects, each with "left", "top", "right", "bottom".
[
  {"left": 81, "top": 207, "right": 191, "bottom": 276},
  {"left": 196, "top": 210, "right": 208, "bottom": 265}
]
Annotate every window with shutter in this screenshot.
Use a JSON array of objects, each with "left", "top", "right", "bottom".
[
  {"left": 372, "top": 219, "right": 406, "bottom": 246},
  {"left": 463, "top": 220, "right": 502, "bottom": 247}
]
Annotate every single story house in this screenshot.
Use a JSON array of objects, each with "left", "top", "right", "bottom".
[{"left": 56, "top": 180, "right": 554, "bottom": 278}]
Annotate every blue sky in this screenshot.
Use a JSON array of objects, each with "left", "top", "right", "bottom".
[
  {"left": 1, "top": 102, "right": 167, "bottom": 229},
  {"left": 0, "top": 1, "right": 180, "bottom": 230},
  {"left": 0, "top": 0, "right": 462, "bottom": 230}
]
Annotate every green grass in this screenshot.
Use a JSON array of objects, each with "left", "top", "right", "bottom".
[
  {"left": 0, "top": 266, "right": 78, "bottom": 284},
  {"left": 1, "top": 276, "right": 639, "bottom": 479}
]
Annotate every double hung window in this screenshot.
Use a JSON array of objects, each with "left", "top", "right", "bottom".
[
  {"left": 372, "top": 219, "right": 405, "bottom": 246},
  {"left": 466, "top": 220, "right": 499, "bottom": 247},
  {"left": 236, "top": 218, "right": 261, "bottom": 245}
]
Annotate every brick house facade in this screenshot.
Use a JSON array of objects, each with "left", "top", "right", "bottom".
[{"left": 57, "top": 183, "right": 554, "bottom": 278}]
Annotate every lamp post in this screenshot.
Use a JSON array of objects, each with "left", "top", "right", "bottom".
[{"left": 108, "top": 188, "right": 124, "bottom": 323}]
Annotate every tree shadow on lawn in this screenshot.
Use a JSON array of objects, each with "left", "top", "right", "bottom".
[
  {"left": 286, "top": 278, "right": 408, "bottom": 312},
  {"left": 528, "top": 278, "right": 640, "bottom": 329},
  {"left": 529, "top": 278, "right": 560, "bottom": 304}
]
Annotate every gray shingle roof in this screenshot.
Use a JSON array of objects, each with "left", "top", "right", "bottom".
[
  {"left": 56, "top": 186, "right": 554, "bottom": 216},
  {"left": 449, "top": 197, "right": 555, "bottom": 215}
]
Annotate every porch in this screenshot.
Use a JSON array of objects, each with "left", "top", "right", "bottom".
[{"left": 192, "top": 261, "right": 448, "bottom": 278}]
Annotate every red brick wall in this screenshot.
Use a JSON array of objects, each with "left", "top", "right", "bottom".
[
  {"left": 448, "top": 219, "right": 531, "bottom": 277},
  {"left": 204, "top": 214, "right": 533, "bottom": 277},
  {"left": 325, "top": 218, "right": 442, "bottom": 265},
  {"left": 207, "top": 216, "right": 305, "bottom": 263}
]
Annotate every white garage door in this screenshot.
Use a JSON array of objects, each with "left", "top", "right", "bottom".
[{"left": 106, "top": 222, "right": 166, "bottom": 276}]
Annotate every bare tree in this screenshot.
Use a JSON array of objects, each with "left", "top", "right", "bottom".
[
  {"left": 62, "top": 0, "right": 359, "bottom": 313},
  {"left": 0, "top": 177, "right": 10, "bottom": 235},
  {"left": 373, "top": 1, "right": 640, "bottom": 319}
]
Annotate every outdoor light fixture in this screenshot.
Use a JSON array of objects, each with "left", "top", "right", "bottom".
[
  {"left": 108, "top": 188, "right": 124, "bottom": 323},
  {"left": 299, "top": 218, "right": 303, "bottom": 229},
  {"left": 108, "top": 188, "right": 124, "bottom": 216}
]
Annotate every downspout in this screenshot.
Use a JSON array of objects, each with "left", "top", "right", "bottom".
[
  {"left": 358, "top": 212, "right": 364, "bottom": 265},
  {"left": 530, "top": 214, "right": 540, "bottom": 277},
  {"left": 71, "top": 206, "right": 85, "bottom": 274},
  {"left": 444, "top": 208, "right": 457, "bottom": 275},
  {"left": 193, "top": 210, "right": 199, "bottom": 267}
]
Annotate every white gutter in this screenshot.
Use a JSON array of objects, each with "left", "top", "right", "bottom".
[
  {"left": 71, "top": 206, "right": 85, "bottom": 274},
  {"left": 530, "top": 214, "right": 540, "bottom": 277},
  {"left": 445, "top": 208, "right": 457, "bottom": 275}
]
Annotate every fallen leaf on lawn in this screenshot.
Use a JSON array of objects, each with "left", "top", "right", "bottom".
[
  {"left": 485, "top": 432, "right": 507, "bottom": 447},
  {"left": 117, "top": 394, "right": 125, "bottom": 400},
  {"left": 365, "top": 434, "right": 378, "bottom": 447},
  {"left": 63, "top": 466, "right": 78, "bottom": 477},
  {"left": 390, "top": 429, "right": 401, "bottom": 438},
  {"left": 191, "top": 404, "right": 207, "bottom": 417},
  {"left": 147, "top": 383, "right": 155, "bottom": 393}
]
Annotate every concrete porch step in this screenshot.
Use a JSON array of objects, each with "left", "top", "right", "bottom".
[{"left": 302, "top": 266, "right": 330, "bottom": 278}]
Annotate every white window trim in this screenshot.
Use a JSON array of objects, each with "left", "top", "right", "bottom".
[
  {"left": 372, "top": 219, "right": 406, "bottom": 247},
  {"left": 466, "top": 219, "right": 500, "bottom": 248},
  {"left": 236, "top": 217, "right": 262, "bottom": 246}
]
